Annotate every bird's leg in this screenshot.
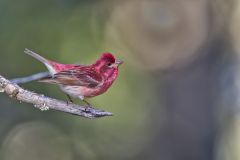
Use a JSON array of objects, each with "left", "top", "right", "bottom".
[
  {"left": 66, "top": 94, "right": 74, "bottom": 105},
  {"left": 83, "top": 99, "right": 91, "bottom": 107},
  {"left": 78, "top": 96, "right": 92, "bottom": 111},
  {"left": 82, "top": 99, "right": 94, "bottom": 112}
]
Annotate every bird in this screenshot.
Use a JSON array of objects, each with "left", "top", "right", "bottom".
[{"left": 24, "top": 48, "right": 123, "bottom": 107}]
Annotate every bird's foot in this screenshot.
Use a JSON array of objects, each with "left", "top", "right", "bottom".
[
  {"left": 84, "top": 106, "right": 91, "bottom": 112},
  {"left": 83, "top": 105, "right": 94, "bottom": 112},
  {"left": 66, "top": 100, "right": 73, "bottom": 105}
]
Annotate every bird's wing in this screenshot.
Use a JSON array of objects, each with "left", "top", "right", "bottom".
[{"left": 39, "top": 67, "right": 103, "bottom": 88}]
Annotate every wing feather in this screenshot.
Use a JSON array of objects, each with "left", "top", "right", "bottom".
[{"left": 39, "top": 67, "right": 102, "bottom": 88}]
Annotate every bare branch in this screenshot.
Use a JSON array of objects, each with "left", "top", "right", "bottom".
[{"left": 0, "top": 75, "right": 113, "bottom": 118}]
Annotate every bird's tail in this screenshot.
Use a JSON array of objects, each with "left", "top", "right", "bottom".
[
  {"left": 24, "top": 48, "right": 57, "bottom": 75},
  {"left": 24, "top": 48, "right": 49, "bottom": 65}
]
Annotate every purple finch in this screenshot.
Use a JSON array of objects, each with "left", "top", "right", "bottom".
[{"left": 24, "top": 49, "right": 123, "bottom": 106}]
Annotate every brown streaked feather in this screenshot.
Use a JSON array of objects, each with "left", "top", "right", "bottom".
[{"left": 39, "top": 68, "right": 103, "bottom": 88}]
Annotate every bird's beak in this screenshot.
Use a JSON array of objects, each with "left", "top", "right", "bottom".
[{"left": 113, "top": 60, "right": 123, "bottom": 68}]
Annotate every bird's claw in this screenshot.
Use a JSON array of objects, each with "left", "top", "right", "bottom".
[
  {"left": 66, "top": 100, "right": 73, "bottom": 105},
  {"left": 84, "top": 105, "right": 94, "bottom": 112}
]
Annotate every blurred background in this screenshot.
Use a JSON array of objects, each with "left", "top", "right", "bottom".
[{"left": 0, "top": 0, "right": 239, "bottom": 160}]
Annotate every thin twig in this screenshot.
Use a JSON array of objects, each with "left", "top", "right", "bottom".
[{"left": 0, "top": 75, "right": 113, "bottom": 118}]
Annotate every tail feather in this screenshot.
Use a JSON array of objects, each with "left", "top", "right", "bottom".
[
  {"left": 24, "top": 48, "right": 49, "bottom": 64},
  {"left": 24, "top": 48, "right": 57, "bottom": 75}
]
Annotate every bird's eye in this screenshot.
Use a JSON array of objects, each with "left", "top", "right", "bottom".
[{"left": 107, "top": 63, "right": 112, "bottom": 66}]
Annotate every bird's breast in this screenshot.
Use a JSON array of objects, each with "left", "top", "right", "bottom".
[{"left": 60, "top": 83, "right": 113, "bottom": 98}]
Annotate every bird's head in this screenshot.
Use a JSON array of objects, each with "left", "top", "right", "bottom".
[{"left": 94, "top": 52, "right": 123, "bottom": 75}]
